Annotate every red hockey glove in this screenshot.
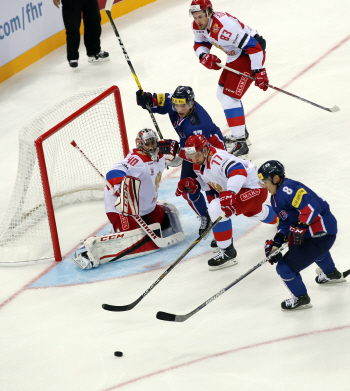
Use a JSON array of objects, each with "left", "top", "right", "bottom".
[
  {"left": 219, "top": 191, "right": 240, "bottom": 217},
  {"left": 157, "top": 139, "right": 180, "bottom": 161},
  {"left": 288, "top": 224, "right": 308, "bottom": 246},
  {"left": 199, "top": 54, "right": 221, "bottom": 70},
  {"left": 175, "top": 177, "right": 199, "bottom": 196},
  {"left": 253, "top": 68, "right": 269, "bottom": 91},
  {"left": 136, "top": 90, "right": 154, "bottom": 109}
]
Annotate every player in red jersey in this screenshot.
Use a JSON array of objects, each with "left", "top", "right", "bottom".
[{"left": 190, "top": 0, "right": 268, "bottom": 158}]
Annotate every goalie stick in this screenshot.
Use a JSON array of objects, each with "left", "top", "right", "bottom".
[
  {"left": 104, "top": 0, "right": 164, "bottom": 139},
  {"left": 102, "top": 212, "right": 226, "bottom": 312},
  {"left": 70, "top": 141, "right": 184, "bottom": 248},
  {"left": 216, "top": 63, "right": 340, "bottom": 113},
  {"left": 156, "top": 243, "right": 289, "bottom": 322}
]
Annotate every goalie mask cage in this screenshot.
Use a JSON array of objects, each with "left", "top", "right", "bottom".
[{"left": 0, "top": 86, "right": 129, "bottom": 266}]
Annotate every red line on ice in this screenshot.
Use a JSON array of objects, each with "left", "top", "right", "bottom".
[{"left": 100, "top": 324, "right": 350, "bottom": 390}]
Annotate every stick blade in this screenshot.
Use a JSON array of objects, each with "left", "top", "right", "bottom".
[
  {"left": 329, "top": 105, "right": 340, "bottom": 112},
  {"left": 343, "top": 268, "right": 350, "bottom": 278},
  {"left": 102, "top": 303, "right": 130, "bottom": 312},
  {"left": 156, "top": 311, "right": 176, "bottom": 322},
  {"left": 102, "top": 295, "right": 142, "bottom": 312}
]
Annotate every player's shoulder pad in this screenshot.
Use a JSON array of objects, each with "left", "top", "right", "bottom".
[
  {"left": 189, "top": 111, "right": 201, "bottom": 126},
  {"left": 131, "top": 148, "right": 153, "bottom": 164},
  {"left": 277, "top": 178, "right": 308, "bottom": 208}
]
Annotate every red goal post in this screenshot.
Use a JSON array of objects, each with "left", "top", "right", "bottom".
[{"left": 0, "top": 86, "right": 129, "bottom": 266}]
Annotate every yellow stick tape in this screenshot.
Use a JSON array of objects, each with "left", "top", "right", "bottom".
[{"left": 0, "top": 0, "right": 157, "bottom": 84}]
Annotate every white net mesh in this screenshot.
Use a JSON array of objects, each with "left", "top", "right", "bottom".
[{"left": 0, "top": 86, "right": 128, "bottom": 265}]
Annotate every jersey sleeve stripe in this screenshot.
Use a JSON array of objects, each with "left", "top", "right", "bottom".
[
  {"left": 243, "top": 36, "right": 263, "bottom": 55},
  {"left": 106, "top": 169, "right": 126, "bottom": 187},
  {"left": 237, "top": 33, "right": 248, "bottom": 49},
  {"left": 226, "top": 162, "right": 247, "bottom": 178},
  {"left": 299, "top": 204, "right": 315, "bottom": 224}
]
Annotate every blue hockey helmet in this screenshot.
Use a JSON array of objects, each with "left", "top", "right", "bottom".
[
  {"left": 258, "top": 160, "right": 285, "bottom": 182},
  {"left": 172, "top": 86, "right": 195, "bottom": 111}
]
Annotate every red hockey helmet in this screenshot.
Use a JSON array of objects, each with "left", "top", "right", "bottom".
[
  {"left": 189, "top": 0, "right": 213, "bottom": 15},
  {"left": 184, "top": 134, "right": 209, "bottom": 158}
]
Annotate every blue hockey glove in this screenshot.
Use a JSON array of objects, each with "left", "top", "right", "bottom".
[{"left": 264, "top": 233, "right": 285, "bottom": 264}]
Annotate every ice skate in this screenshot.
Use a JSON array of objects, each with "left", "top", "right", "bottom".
[
  {"left": 72, "top": 251, "right": 93, "bottom": 270},
  {"left": 315, "top": 267, "right": 346, "bottom": 284},
  {"left": 281, "top": 294, "right": 312, "bottom": 311},
  {"left": 198, "top": 210, "right": 211, "bottom": 236},
  {"left": 211, "top": 239, "right": 219, "bottom": 253},
  {"left": 208, "top": 242, "right": 237, "bottom": 270},
  {"left": 88, "top": 50, "right": 110, "bottom": 63},
  {"left": 69, "top": 60, "right": 78, "bottom": 68}
]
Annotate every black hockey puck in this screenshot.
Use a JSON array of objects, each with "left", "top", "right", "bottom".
[{"left": 114, "top": 351, "right": 123, "bottom": 357}]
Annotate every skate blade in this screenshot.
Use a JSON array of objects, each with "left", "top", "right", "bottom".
[
  {"left": 319, "top": 278, "right": 347, "bottom": 284},
  {"left": 281, "top": 303, "right": 313, "bottom": 311},
  {"left": 208, "top": 259, "right": 238, "bottom": 271}
]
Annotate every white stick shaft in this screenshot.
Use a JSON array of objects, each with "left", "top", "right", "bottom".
[{"left": 216, "top": 62, "right": 339, "bottom": 112}]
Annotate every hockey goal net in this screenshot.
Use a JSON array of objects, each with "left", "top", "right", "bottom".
[{"left": 0, "top": 86, "right": 129, "bottom": 266}]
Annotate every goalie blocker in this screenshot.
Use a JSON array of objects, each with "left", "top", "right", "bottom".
[{"left": 72, "top": 201, "right": 184, "bottom": 269}]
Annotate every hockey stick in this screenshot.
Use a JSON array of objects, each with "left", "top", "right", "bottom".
[
  {"left": 216, "top": 63, "right": 340, "bottom": 113},
  {"left": 70, "top": 141, "right": 184, "bottom": 248},
  {"left": 104, "top": 0, "right": 164, "bottom": 139},
  {"left": 156, "top": 242, "right": 289, "bottom": 322},
  {"left": 102, "top": 212, "right": 226, "bottom": 312}
]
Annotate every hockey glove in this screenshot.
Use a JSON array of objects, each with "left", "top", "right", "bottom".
[
  {"left": 199, "top": 54, "right": 222, "bottom": 70},
  {"left": 175, "top": 177, "right": 200, "bottom": 196},
  {"left": 219, "top": 191, "right": 241, "bottom": 218},
  {"left": 136, "top": 90, "right": 154, "bottom": 109},
  {"left": 157, "top": 139, "right": 180, "bottom": 161},
  {"left": 288, "top": 223, "right": 308, "bottom": 246},
  {"left": 264, "top": 232, "right": 285, "bottom": 264},
  {"left": 253, "top": 68, "right": 269, "bottom": 91}
]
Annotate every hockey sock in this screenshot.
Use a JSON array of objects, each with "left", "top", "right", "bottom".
[
  {"left": 217, "top": 86, "right": 245, "bottom": 139},
  {"left": 182, "top": 191, "right": 207, "bottom": 216},
  {"left": 212, "top": 218, "right": 233, "bottom": 249},
  {"left": 260, "top": 205, "right": 277, "bottom": 224}
]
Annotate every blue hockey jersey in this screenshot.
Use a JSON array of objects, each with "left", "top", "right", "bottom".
[
  {"left": 150, "top": 93, "right": 225, "bottom": 160},
  {"left": 271, "top": 178, "right": 337, "bottom": 238}
]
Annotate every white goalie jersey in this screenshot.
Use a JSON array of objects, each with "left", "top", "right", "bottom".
[
  {"left": 193, "top": 147, "right": 261, "bottom": 194},
  {"left": 104, "top": 148, "right": 165, "bottom": 216}
]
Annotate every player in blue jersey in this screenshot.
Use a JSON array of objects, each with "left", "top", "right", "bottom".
[
  {"left": 258, "top": 160, "right": 347, "bottom": 311},
  {"left": 136, "top": 86, "right": 226, "bottom": 236}
]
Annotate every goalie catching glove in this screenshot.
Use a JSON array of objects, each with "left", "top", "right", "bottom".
[
  {"left": 115, "top": 176, "right": 141, "bottom": 216},
  {"left": 157, "top": 139, "right": 180, "bottom": 162}
]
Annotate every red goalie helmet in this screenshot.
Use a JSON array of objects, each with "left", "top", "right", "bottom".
[
  {"left": 189, "top": 0, "right": 213, "bottom": 14},
  {"left": 184, "top": 134, "right": 209, "bottom": 157}
]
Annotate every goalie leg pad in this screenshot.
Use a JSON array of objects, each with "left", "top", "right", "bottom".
[
  {"left": 157, "top": 201, "right": 184, "bottom": 238},
  {"left": 83, "top": 224, "right": 162, "bottom": 266}
]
